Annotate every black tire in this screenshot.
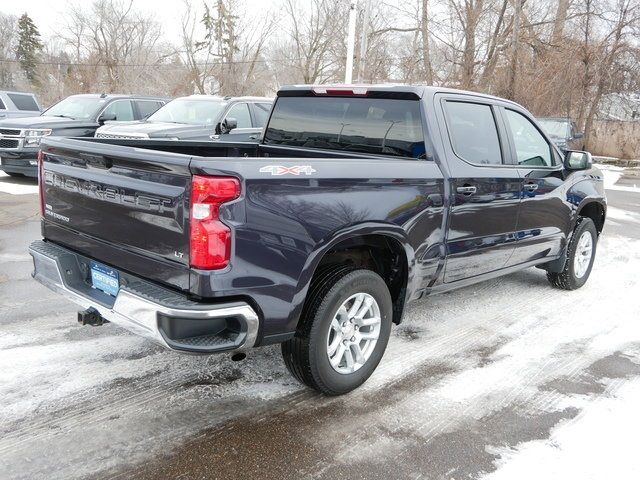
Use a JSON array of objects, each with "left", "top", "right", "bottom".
[
  {"left": 281, "top": 267, "right": 393, "bottom": 395},
  {"left": 4, "top": 172, "right": 24, "bottom": 177},
  {"left": 547, "top": 217, "right": 597, "bottom": 290}
]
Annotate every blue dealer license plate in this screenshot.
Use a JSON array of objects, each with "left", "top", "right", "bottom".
[{"left": 90, "top": 261, "right": 119, "bottom": 297}]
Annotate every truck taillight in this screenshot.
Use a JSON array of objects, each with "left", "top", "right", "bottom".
[
  {"left": 37, "top": 150, "right": 44, "bottom": 216},
  {"left": 189, "top": 175, "right": 241, "bottom": 269}
]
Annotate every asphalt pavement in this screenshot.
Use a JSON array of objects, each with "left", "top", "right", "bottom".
[{"left": 1, "top": 170, "right": 639, "bottom": 480}]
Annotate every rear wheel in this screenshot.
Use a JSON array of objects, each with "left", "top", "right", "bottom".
[
  {"left": 547, "top": 217, "right": 597, "bottom": 290},
  {"left": 281, "top": 268, "right": 393, "bottom": 395}
]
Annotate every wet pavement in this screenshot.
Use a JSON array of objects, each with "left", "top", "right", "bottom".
[{"left": 1, "top": 170, "right": 639, "bottom": 480}]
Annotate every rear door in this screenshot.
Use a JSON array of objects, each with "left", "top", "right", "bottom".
[
  {"left": 436, "top": 95, "right": 521, "bottom": 283},
  {"left": 499, "top": 107, "right": 571, "bottom": 266},
  {"left": 40, "top": 137, "right": 193, "bottom": 290},
  {"left": 134, "top": 100, "right": 164, "bottom": 120}
]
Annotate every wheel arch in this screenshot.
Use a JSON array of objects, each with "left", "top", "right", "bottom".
[
  {"left": 287, "top": 223, "right": 415, "bottom": 332},
  {"left": 577, "top": 200, "right": 606, "bottom": 234}
]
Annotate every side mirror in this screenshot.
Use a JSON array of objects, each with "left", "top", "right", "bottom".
[
  {"left": 98, "top": 112, "right": 117, "bottom": 125},
  {"left": 221, "top": 117, "right": 238, "bottom": 134},
  {"left": 564, "top": 150, "right": 592, "bottom": 171},
  {"left": 573, "top": 132, "right": 584, "bottom": 140}
]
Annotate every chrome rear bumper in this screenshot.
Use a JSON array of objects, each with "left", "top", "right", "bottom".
[{"left": 29, "top": 240, "right": 259, "bottom": 353}]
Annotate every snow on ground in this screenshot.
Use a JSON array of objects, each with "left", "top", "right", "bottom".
[
  {"left": 595, "top": 163, "right": 640, "bottom": 192},
  {"left": 2, "top": 232, "right": 639, "bottom": 480},
  {"left": 483, "top": 377, "right": 640, "bottom": 480}
]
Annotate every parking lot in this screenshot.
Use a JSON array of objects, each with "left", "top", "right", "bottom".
[{"left": 1, "top": 167, "right": 639, "bottom": 480}]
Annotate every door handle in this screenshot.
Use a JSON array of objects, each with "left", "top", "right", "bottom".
[
  {"left": 456, "top": 185, "right": 477, "bottom": 195},
  {"left": 524, "top": 183, "right": 539, "bottom": 192}
]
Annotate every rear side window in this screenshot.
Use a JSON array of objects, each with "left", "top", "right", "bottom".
[
  {"left": 135, "top": 100, "right": 163, "bottom": 119},
  {"left": 264, "top": 96, "right": 426, "bottom": 159},
  {"left": 504, "top": 109, "right": 553, "bottom": 167},
  {"left": 0, "top": 98, "right": 5, "bottom": 110},
  {"left": 225, "top": 103, "right": 252, "bottom": 128},
  {"left": 444, "top": 101, "right": 502, "bottom": 165},
  {"left": 7, "top": 93, "right": 39, "bottom": 111},
  {"left": 253, "top": 103, "right": 272, "bottom": 127}
]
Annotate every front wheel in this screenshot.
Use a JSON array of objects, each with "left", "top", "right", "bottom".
[
  {"left": 281, "top": 268, "right": 393, "bottom": 395},
  {"left": 547, "top": 217, "right": 598, "bottom": 290}
]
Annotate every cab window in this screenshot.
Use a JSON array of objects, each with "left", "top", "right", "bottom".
[
  {"left": 504, "top": 109, "right": 553, "bottom": 167},
  {"left": 444, "top": 101, "right": 503, "bottom": 165}
]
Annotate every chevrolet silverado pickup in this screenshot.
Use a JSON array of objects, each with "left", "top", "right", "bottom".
[{"left": 30, "top": 85, "right": 606, "bottom": 395}]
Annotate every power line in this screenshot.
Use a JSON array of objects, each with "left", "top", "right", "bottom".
[{"left": 0, "top": 56, "right": 349, "bottom": 68}]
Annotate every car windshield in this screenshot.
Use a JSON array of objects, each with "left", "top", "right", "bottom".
[
  {"left": 147, "top": 98, "right": 226, "bottom": 125},
  {"left": 538, "top": 119, "right": 570, "bottom": 138},
  {"left": 44, "top": 97, "right": 108, "bottom": 120}
]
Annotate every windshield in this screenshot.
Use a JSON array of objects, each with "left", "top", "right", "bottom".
[
  {"left": 44, "top": 97, "right": 108, "bottom": 120},
  {"left": 147, "top": 98, "right": 226, "bottom": 125},
  {"left": 538, "top": 119, "right": 570, "bottom": 138},
  {"left": 264, "top": 96, "right": 426, "bottom": 159}
]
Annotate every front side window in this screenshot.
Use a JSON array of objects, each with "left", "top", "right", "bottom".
[
  {"left": 505, "top": 109, "right": 553, "bottom": 167},
  {"left": 264, "top": 96, "right": 425, "bottom": 159},
  {"left": 0, "top": 98, "right": 5, "bottom": 110},
  {"left": 101, "top": 100, "right": 134, "bottom": 121},
  {"left": 444, "top": 101, "right": 503, "bottom": 165},
  {"left": 225, "top": 103, "right": 252, "bottom": 128}
]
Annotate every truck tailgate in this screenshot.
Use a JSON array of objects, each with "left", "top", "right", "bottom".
[{"left": 40, "top": 137, "right": 192, "bottom": 291}]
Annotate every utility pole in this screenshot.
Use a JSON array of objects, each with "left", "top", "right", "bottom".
[
  {"left": 508, "top": 0, "right": 521, "bottom": 101},
  {"left": 356, "top": 0, "right": 371, "bottom": 82},
  {"left": 345, "top": 0, "right": 358, "bottom": 84}
]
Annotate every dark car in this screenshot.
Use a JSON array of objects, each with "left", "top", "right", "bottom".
[
  {"left": 30, "top": 84, "right": 605, "bottom": 395},
  {"left": 95, "top": 95, "right": 273, "bottom": 142},
  {"left": 0, "top": 94, "right": 167, "bottom": 177},
  {"left": 537, "top": 117, "right": 585, "bottom": 152}
]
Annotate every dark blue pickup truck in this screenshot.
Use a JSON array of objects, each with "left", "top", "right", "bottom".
[{"left": 30, "top": 85, "right": 606, "bottom": 394}]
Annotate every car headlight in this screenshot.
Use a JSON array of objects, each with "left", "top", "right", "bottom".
[{"left": 23, "top": 129, "right": 52, "bottom": 147}]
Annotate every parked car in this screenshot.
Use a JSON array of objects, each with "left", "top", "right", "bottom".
[
  {"left": 537, "top": 117, "right": 584, "bottom": 151},
  {"left": 94, "top": 95, "right": 273, "bottom": 142},
  {"left": 0, "top": 90, "right": 42, "bottom": 120},
  {"left": 0, "top": 93, "right": 167, "bottom": 177},
  {"left": 30, "top": 84, "right": 606, "bottom": 395}
]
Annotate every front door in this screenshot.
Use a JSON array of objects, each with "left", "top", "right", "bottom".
[
  {"left": 499, "top": 107, "right": 572, "bottom": 266},
  {"left": 437, "top": 96, "right": 521, "bottom": 283}
]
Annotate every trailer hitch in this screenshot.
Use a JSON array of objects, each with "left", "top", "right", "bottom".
[{"left": 77, "top": 307, "right": 108, "bottom": 326}]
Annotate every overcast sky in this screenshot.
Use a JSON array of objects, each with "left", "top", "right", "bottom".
[{"left": 1, "top": 0, "right": 270, "bottom": 44}]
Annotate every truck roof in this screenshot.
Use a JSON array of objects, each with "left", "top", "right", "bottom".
[{"left": 277, "top": 84, "right": 521, "bottom": 107}]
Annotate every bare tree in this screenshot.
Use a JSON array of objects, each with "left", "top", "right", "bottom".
[
  {"left": 0, "top": 13, "right": 18, "bottom": 89},
  {"left": 273, "top": 0, "right": 348, "bottom": 84},
  {"left": 63, "top": 0, "right": 166, "bottom": 92}
]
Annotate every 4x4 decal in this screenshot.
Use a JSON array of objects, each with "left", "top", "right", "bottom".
[{"left": 259, "top": 165, "right": 317, "bottom": 176}]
